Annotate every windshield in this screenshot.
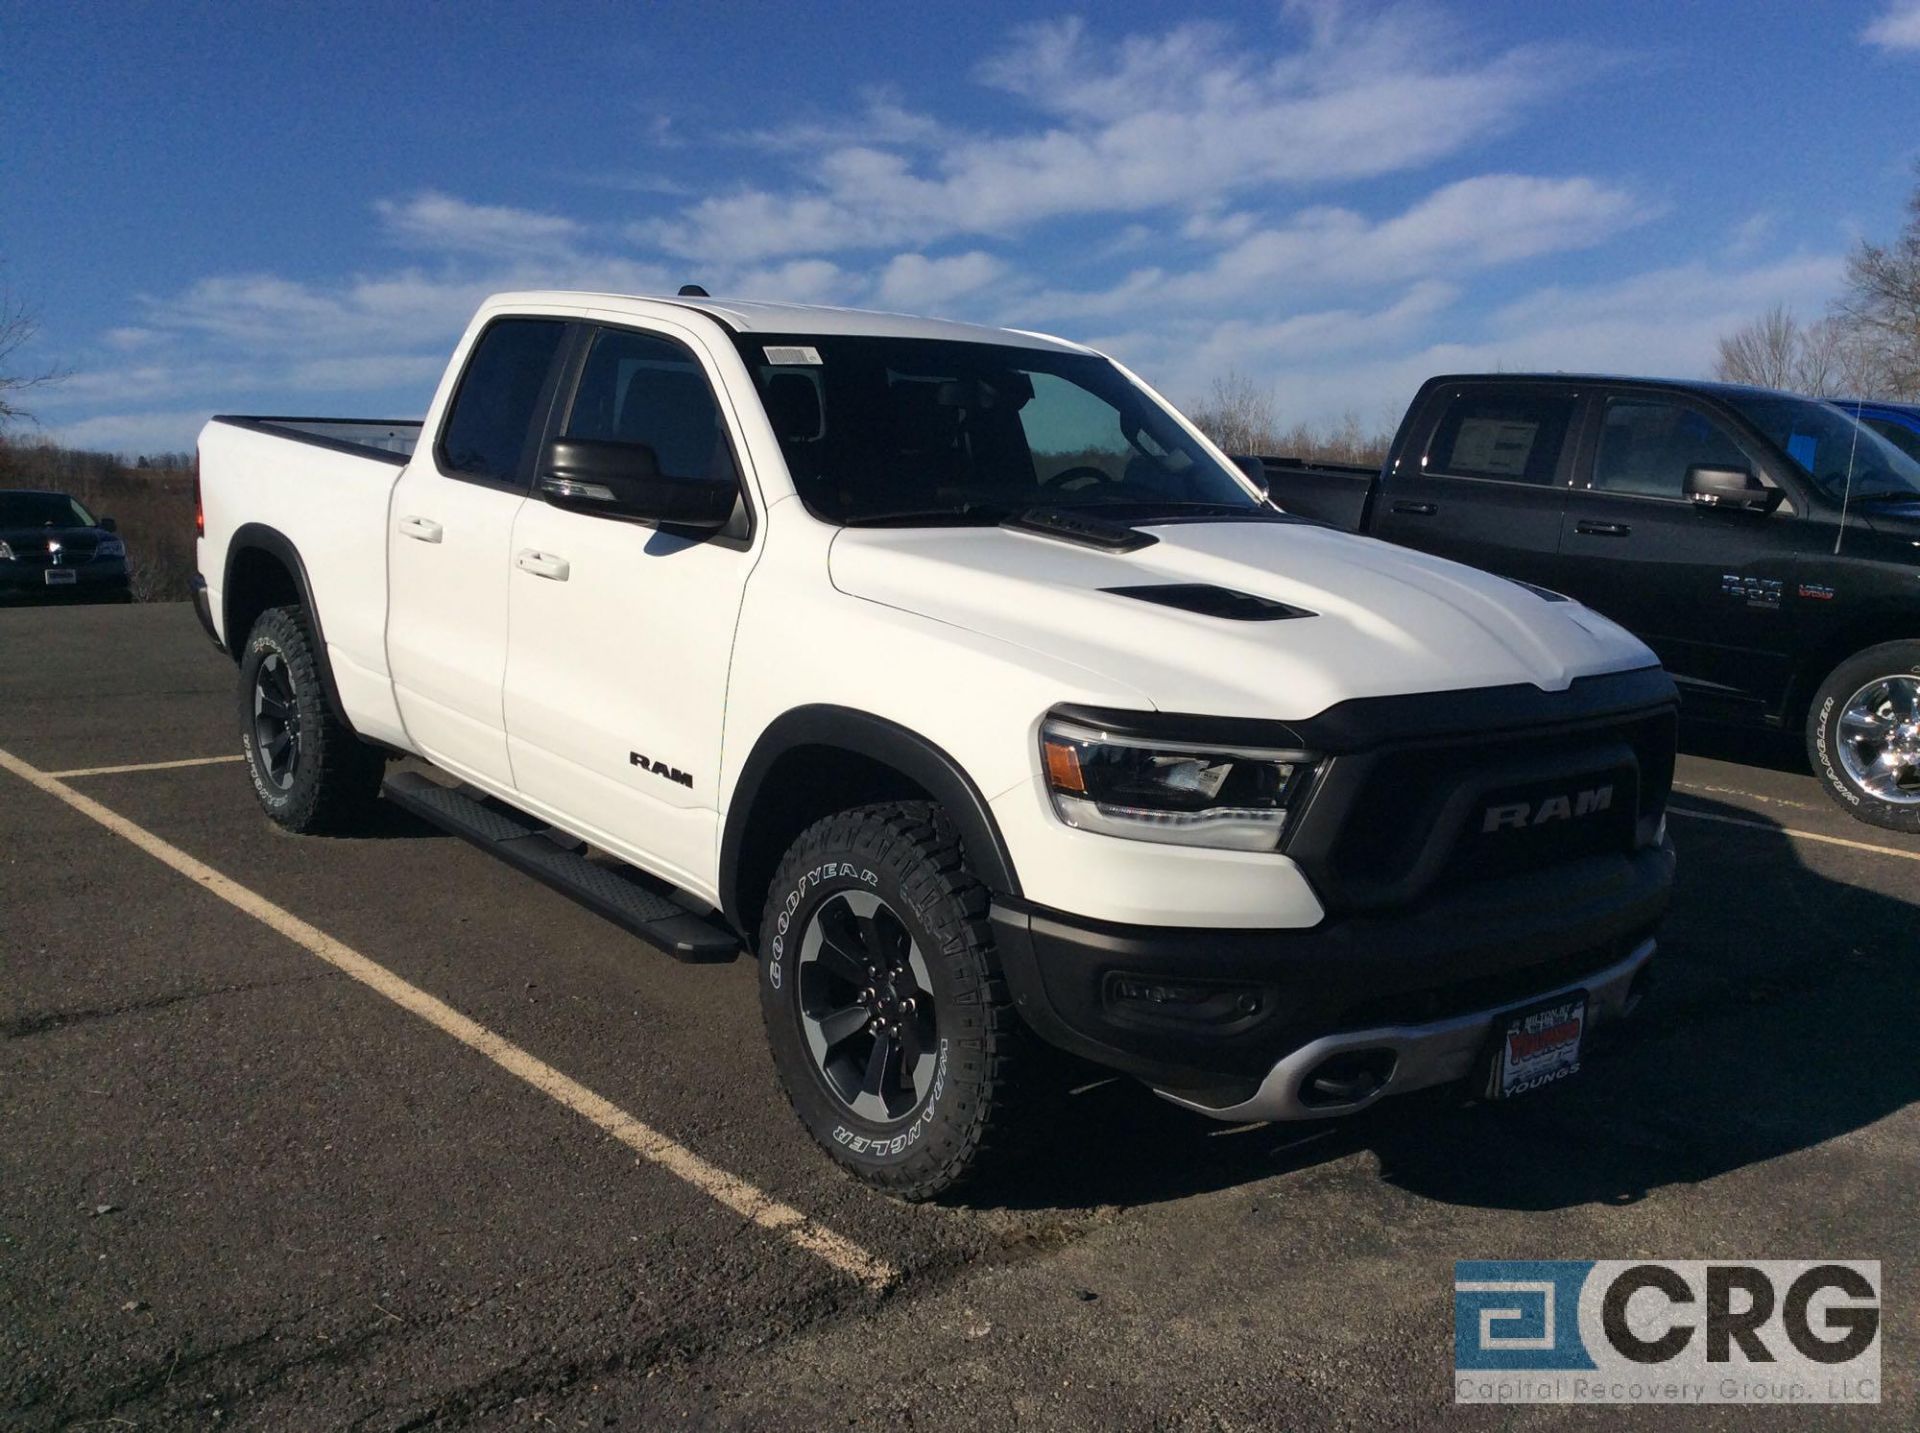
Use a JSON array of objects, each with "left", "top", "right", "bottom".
[
  {"left": 730, "top": 334, "right": 1261, "bottom": 525},
  {"left": 0, "top": 491, "right": 95, "bottom": 527},
  {"left": 1720, "top": 393, "right": 1920, "bottom": 501}
]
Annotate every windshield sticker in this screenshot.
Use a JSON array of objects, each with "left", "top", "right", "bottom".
[
  {"left": 763, "top": 345, "right": 822, "bottom": 366},
  {"left": 1453, "top": 418, "right": 1538, "bottom": 477}
]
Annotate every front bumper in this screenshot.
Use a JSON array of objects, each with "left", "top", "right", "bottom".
[
  {"left": 0, "top": 559, "right": 129, "bottom": 595},
  {"left": 991, "top": 836, "right": 1674, "bottom": 1111},
  {"left": 1158, "top": 936, "right": 1653, "bottom": 1121}
]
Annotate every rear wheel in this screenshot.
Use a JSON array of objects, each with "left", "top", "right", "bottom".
[
  {"left": 1807, "top": 640, "right": 1920, "bottom": 833},
  {"left": 758, "top": 802, "right": 1024, "bottom": 1200},
  {"left": 237, "top": 605, "right": 385, "bottom": 833}
]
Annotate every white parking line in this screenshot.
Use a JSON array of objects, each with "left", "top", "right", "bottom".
[
  {"left": 0, "top": 744, "right": 897, "bottom": 1293},
  {"left": 1668, "top": 806, "right": 1920, "bottom": 863},
  {"left": 47, "top": 754, "right": 245, "bottom": 778}
]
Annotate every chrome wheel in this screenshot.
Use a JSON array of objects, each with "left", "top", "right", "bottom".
[
  {"left": 251, "top": 652, "right": 302, "bottom": 792},
  {"left": 796, "top": 890, "right": 938, "bottom": 1124},
  {"left": 1836, "top": 674, "right": 1920, "bottom": 805}
]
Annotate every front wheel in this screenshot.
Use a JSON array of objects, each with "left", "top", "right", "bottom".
[
  {"left": 758, "top": 802, "right": 1024, "bottom": 1200},
  {"left": 1807, "top": 640, "right": 1920, "bottom": 833},
  {"left": 237, "top": 605, "right": 385, "bottom": 833}
]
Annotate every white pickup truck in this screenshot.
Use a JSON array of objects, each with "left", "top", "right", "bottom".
[{"left": 194, "top": 291, "right": 1679, "bottom": 1198}]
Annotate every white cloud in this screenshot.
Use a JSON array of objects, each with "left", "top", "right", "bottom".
[
  {"left": 46, "top": 409, "right": 218, "bottom": 456},
  {"left": 650, "top": 8, "right": 1593, "bottom": 262},
  {"left": 874, "top": 251, "right": 1006, "bottom": 310},
  {"left": 1152, "top": 254, "right": 1850, "bottom": 434},
  {"left": 1022, "top": 175, "right": 1646, "bottom": 321},
  {"left": 1864, "top": 0, "right": 1920, "bottom": 51},
  {"left": 375, "top": 191, "right": 581, "bottom": 258},
  {"left": 732, "top": 92, "right": 953, "bottom": 153}
]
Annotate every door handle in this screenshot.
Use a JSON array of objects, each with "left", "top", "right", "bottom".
[
  {"left": 398, "top": 515, "right": 443, "bottom": 543},
  {"left": 514, "top": 548, "right": 571, "bottom": 582},
  {"left": 1391, "top": 501, "right": 1438, "bottom": 516},
  {"left": 1575, "top": 521, "right": 1632, "bottom": 537}
]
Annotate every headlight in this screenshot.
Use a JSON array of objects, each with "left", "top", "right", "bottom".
[
  {"left": 1039, "top": 717, "right": 1313, "bottom": 851},
  {"left": 95, "top": 537, "right": 127, "bottom": 558},
  {"left": 0, "top": 539, "right": 13, "bottom": 561}
]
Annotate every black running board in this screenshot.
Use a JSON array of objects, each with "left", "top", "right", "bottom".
[{"left": 382, "top": 770, "right": 739, "bottom": 963}]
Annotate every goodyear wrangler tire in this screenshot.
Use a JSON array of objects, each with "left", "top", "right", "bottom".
[
  {"left": 1806, "top": 640, "right": 1920, "bottom": 834},
  {"left": 758, "top": 802, "right": 1023, "bottom": 1200},
  {"left": 237, "top": 605, "right": 386, "bottom": 834}
]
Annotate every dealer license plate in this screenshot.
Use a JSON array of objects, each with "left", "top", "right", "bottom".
[{"left": 1487, "top": 993, "right": 1586, "bottom": 1099}]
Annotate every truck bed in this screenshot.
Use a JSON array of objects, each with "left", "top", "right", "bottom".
[
  {"left": 212, "top": 416, "right": 423, "bottom": 462},
  {"left": 1246, "top": 455, "right": 1378, "bottom": 531},
  {"left": 198, "top": 413, "right": 421, "bottom": 749}
]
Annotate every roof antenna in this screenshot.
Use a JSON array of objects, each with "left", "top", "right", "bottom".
[
  {"left": 1833, "top": 404, "right": 1863, "bottom": 557},
  {"left": 678, "top": 283, "right": 709, "bottom": 297}
]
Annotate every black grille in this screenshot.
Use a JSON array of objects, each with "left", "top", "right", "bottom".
[
  {"left": 5, "top": 537, "right": 97, "bottom": 567},
  {"left": 1286, "top": 705, "right": 1676, "bottom": 913}
]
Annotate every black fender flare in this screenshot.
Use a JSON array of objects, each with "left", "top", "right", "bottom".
[
  {"left": 221, "top": 522, "right": 356, "bottom": 733},
  {"left": 719, "top": 705, "right": 1022, "bottom": 929}
]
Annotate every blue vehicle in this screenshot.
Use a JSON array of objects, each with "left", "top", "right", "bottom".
[{"left": 1831, "top": 399, "right": 1920, "bottom": 465}]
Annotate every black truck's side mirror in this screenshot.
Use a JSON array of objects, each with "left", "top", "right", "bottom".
[
  {"left": 99, "top": 516, "right": 118, "bottom": 533},
  {"left": 1685, "top": 464, "right": 1776, "bottom": 513},
  {"left": 1230, "top": 454, "right": 1271, "bottom": 499},
  {"left": 537, "top": 437, "right": 735, "bottom": 530}
]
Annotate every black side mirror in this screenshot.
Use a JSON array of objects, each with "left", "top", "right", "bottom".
[
  {"left": 537, "top": 437, "right": 735, "bottom": 530},
  {"left": 1231, "top": 454, "right": 1270, "bottom": 499},
  {"left": 99, "top": 516, "right": 117, "bottom": 533},
  {"left": 1685, "top": 464, "right": 1776, "bottom": 513}
]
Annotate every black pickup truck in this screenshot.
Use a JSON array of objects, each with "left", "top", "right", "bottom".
[{"left": 1245, "top": 375, "right": 1920, "bottom": 831}]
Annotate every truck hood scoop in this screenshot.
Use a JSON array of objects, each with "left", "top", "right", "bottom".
[
  {"left": 1103, "top": 583, "right": 1313, "bottom": 621},
  {"left": 828, "top": 519, "right": 1655, "bottom": 720},
  {"left": 1000, "top": 507, "right": 1156, "bottom": 552}
]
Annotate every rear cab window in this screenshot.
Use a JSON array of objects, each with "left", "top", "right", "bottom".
[
  {"left": 1423, "top": 389, "right": 1577, "bottom": 485},
  {"left": 436, "top": 317, "right": 570, "bottom": 488}
]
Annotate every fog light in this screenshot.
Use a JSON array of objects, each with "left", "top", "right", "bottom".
[{"left": 1104, "top": 973, "right": 1272, "bottom": 1029}]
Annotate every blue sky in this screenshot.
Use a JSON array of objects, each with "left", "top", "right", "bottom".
[{"left": 4, "top": 0, "right": 1919, "bottom": 456}]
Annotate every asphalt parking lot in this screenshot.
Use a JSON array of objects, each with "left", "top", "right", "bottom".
[{"left": 3, "top": 601, "right": 1915, "bottom": 1429}]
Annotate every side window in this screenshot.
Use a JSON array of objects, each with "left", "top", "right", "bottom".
[
  {"left": 438, "top": 318, "right": 568, "bottom": 485},
  {"left": 564, "top": 327, "right": 737, "bottom": 484},
  {"left": 1863, "top": 416, "right": 1920, "bottom": 464},
  {"left": 1424, "top": 390, "right": 1575, "bottom": 485},
  {"left": 1592, "top": 398, "right": 1749, "bottom": 499}
]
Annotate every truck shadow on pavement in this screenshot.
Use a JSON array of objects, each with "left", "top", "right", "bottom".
[
  {"left": 1677, "top": 717, "right": 1809, "bottom": 777},
  {"left": 982, "top": 794, "right": 1919, "bottom": 1214}
]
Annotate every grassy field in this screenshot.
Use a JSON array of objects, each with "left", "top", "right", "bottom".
[{"left": 1, "top": 437, "right": 197, "bottom": 601}]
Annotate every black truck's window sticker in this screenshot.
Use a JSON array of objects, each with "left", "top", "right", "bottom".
[
  {"left": 1451, "top": 418, "right": 1538, "bottom": 478},
  {"left": 1425, "top": 391, "right": 1575, "bottom": 485}
]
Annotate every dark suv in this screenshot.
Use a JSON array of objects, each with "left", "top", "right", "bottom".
[{"left": 0, "top": 489, "right": 131, "bottom": 602}]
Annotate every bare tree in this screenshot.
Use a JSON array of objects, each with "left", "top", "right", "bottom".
[
  {"left": 1712, "top": 306, "right": 1874, "bottom": 397},
  {"left": 1714, "top": 304, "right": 1802, "bottom": 389},
  {"left": 1187, "top": 371, "right": 1280, "bottom": 454},
  {"left": 1834, "top": 162, "right": 1920, "bottom": 400},
  {"left": 0, "top": 284, "right": 67, "bottom": 426}
]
